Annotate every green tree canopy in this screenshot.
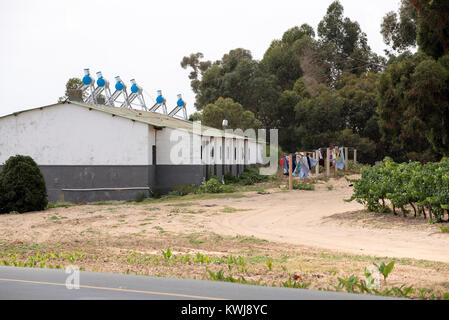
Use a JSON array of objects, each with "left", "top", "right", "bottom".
[{"left": 201, "top": 97, "right": 261, "bottom": 131}]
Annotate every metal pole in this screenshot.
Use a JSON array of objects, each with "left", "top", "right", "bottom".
[
  {"left": 354, "top": 149, "right": 357, "bottom": 164},
  {"left": 289, "top": 154, "right": 293, "bottom": 191}
]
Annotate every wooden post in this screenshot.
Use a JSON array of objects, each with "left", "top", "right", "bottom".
[
  {"left": 289, "top": 154, "right": 293, "bottom": 191},
  {"left": 326, "top": 148, "right": 330, "bottom": 177},
  {"left": 315, "top": 150, "right": 319, "bottom": 177},
  {"left": 354, "top": 149, "right": 357, "bottom": 164},
  {"left": 344, "top": 147, "right": 348, "bottom": 171},
  {"left": 335, "top": 148, "right": 338, "bottom": 175}
]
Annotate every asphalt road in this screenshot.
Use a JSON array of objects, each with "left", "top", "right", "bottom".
[{"left": 0, "top": 266, "right": 390, "bottom": 300}]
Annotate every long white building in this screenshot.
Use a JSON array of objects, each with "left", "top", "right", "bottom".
[{"left": 0, "top": 101, "right": 264, "bottom": 202}]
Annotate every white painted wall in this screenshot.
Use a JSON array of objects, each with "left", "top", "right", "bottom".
[{"left": 0, "top": 104, "right": 150, "bottom": 165}]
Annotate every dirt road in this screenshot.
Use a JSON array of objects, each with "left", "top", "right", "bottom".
[{"left": 203, "top": 178, "right": 449, "bottom": 263}]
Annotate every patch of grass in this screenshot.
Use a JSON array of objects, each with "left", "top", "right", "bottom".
[
  {"left": 139, "top": 223, "right": 152, "bottom": 226},
  {"left": 46, "top": 202, "right": 77, "bottom": 209},
  {"left": 49, "top": 215, "right": 59, "bottom": 221},
  {"left": 152, "top": 226, "right": 166, "bottom": 233},
  {"left": 292, "top": 181, "right": 315, "bottom": 191},
  {"left": 233, "top": 235, "right": 268, "bottom": 243},
  {"left": 327, "top": 185, "right": 334, "bottom": 191},
  {"left": 439, "top": 225, "right": 449, "bottom": 233},
  {"left": 145, "top": 207, "right": 160, "bottom": 211},
  {"left": 166, "top": 202, "right": 197, "bottom": 207}
]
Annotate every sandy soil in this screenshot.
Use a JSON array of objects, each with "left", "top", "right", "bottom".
[
  {"left": 0, "top": 175, "right": 447, "bottom": 264},
  {"left": 1, "top": 176, "right": 449, "bottom": 297},
  {"left": 203, "top": 177, "right": 449, "bottom": 263}
]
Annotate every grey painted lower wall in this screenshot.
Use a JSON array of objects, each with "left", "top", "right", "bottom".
[
  {"left": 0, "top": 164, "right": 248, "bottom": 203},
  {"left": 39, "top": 165, "right": 155, "bottom": 203}
]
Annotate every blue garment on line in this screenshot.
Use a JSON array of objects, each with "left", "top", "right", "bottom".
[
  {"left": 336, "top": 147, "right": 345, "bottom": 170},
  {"left": 307, "top": 155, "right": 319, "bottom": 169}
]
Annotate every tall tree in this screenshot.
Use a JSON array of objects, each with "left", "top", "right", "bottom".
[
  {"left": 201, "top": 97, "right": 261, "bottom": 131},
  {"left": 377, "top": 52, "right": 442, "bottom": 162},
  {"left": 381, "top": 0, "right": 449, "bottom": 59},
  {"left": 317, "top": 1, "right": 385, "bottom": 82}
]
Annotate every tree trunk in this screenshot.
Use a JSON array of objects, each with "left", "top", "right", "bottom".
[
  {"left": 393, "top": 205, "right": 397, "bottom": 216},
  {"left": 410, "top": 202, "right": 417, "bottom": 217},
  {"left": 428, "top": 204, "right": 433, "bottom": 221}
]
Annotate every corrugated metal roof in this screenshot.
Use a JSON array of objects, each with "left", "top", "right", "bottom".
[{"left": 0, "top": 101, "right": 265, "bottom": 142}]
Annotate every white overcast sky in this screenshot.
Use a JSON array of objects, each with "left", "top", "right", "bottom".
[{"left": 0, "top": 0, "right": 401, "bottom": 117}]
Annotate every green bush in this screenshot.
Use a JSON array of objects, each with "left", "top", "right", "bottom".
[
  {"left": 0, "top": 155, "right": 48, "bottom": 214},
  {"left": 170, "top": 184, "right": 198, "bottom": 196},
  {"left": 238, "top": 167, "right": 269, "bottom": 185},
  {"left": 224, "top": 173, "right": 239, "bottom": 184},
  {"left": 198, "top": 178, "right": 223, "bottom": 194},
  {"left": 152, "top": 188, "right": 162, "bottom": 199},
  {"left": 347, "top": 158, "right": 449, "bottom": 221},
  {"left": 220, "top": 184, "right": 236, "bottom": 193}
]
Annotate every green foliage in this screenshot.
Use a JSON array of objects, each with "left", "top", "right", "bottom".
[
  {"left": 266, "top": 258, "right": 273, "bottom": 271},
  {"left": 197, "top": 178, "right": 224, "bottom": 194},
  {"left": 0, "top": 155, "right": 48, "bottom": 214},
  {"left": 170, "top": 184, "right": 198, "bottom": 196},
  {"left": 374, "top": 261, "right": 395, "bottom": 283},
  {"left": 347, "top": 158, "right": 449, "bottom": 222},
  {"left": 152, "top": 188, "right": 162, "bottom": 199},
  {"left": 58, "top": 77, "right": 84, "bottom": 103},
  {"left": 439, "top": 225, "right": 449, "bottom": 233},
  {"left": 238, "top": 167, "right": 269, "bottom": 185},
  {"left": 291, "top": 181, "right": 315, "bottom": 191},
  {"left": 202, "top": 97, "right": 261, "bottom": 131}
]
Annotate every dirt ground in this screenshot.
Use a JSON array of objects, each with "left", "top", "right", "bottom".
[{"left": 1, "top": 175, "right": 448, "bottom": 298}]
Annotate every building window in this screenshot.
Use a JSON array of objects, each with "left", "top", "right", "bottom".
[
  {"left": 234, "top": 147, "right": 237, "bottom": 161},
  {"left": 211, "top": 147, "right": 214, "bottom": 158},
  {"left": 201, "top": 145, "right": 203, "bottom": 160}
]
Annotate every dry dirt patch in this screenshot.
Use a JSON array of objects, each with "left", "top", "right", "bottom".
[{"left": 1, "top": 176, "right": 449, "bottom": 299}]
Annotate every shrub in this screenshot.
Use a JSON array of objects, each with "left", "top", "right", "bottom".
[
  {"left": 238, "top": 167, "right": 269, "bottom": 185},
  {"left": 152, "top": 188, "right": 162, "bottom": 199},
  {"left": 198, "top": 178, "right": 223, "bottom": 194},
  {"left": 224, "top": 173, "right": 239, "bottom": 184},
  {"left": 220, "top": 184, "right": 236, "bottom": 193},
  {"left": 0, "top": 155, "right": 48, "bottom": 214},
  {"left": 170, "top": 184, "right": 198, "bottom": 196}
]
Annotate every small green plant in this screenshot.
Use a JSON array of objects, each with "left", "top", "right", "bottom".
[
  {"left": 327, "top": 185, "right": 334, "bottom": 191},
  {"left": 170, "top": 184, "right": 198, "bottom": 196},
  {"left": 161, "top": 248, "right": 172, "bottom": 259},
  {"left": 373, "top": 261, "right": 395, "bottom": 283},
  {"left": 439, "top": 225, "right": 449, "bottom": 233},
  {"left": 266, "top": 258, "right": 273, "bottom": 271}
]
